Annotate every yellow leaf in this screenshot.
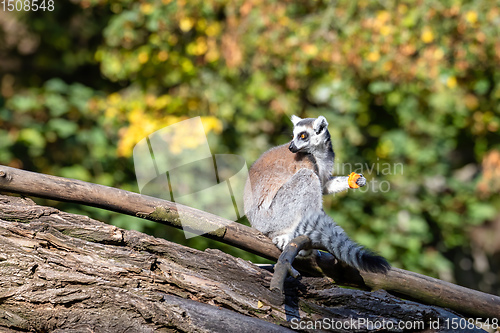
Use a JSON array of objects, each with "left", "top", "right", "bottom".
[
  {"left": 303, "top": 44, "right": 318, "bottom": 57},
  {"left": 446, "top": 76, "right": 457, "bottom": 88},
  {"left": 118, "top": 113, "right": 158, "bottom": 157},
  {"left": 376, "top": 140, "right": 393, "bottom": 158},
  {"left": 157, "top": 50, "right": 169, "bottom": 62},
  {"left": 206, "top": 22, "right": 221, "bottom": 37},
  {"left": 421, "top": 27, "right": 434, "bottom": 43},
  {"left": 367, "top": 51, "right": 380, "bottom": 62},
  {"left": 434, "top": 48, "right": 444, "bottom": 60},
  {"left": 398, "top": 4, "right": 408, "bottom": 15},
  {"left": 465, "top": 11, "right": 478, "bottom": 24},
  {"left": 205, "top": 49, "right": 219, "bottom": 62},
  {"left": 181, "top": 58, "right": 194, "bottom": 72},
  {"left": 187, "top": 37, "right": 208, "bottom": 56},
  {"left": 257, "top": 301, "right": 263, "bottom": 308},
  {"left": 140, "top": 3, "right": 153, "bottom": 15},
  {"left": 279, "top": 16, "right": 290, "bottom": 26},
  {"left": 138, "top": 52, "right": 149, "bottom": 64},
  {"left": 380, "top": 25, "right": 392, "bottom": 36},
  {"left": 376, "top": 10, "right": 390, "bottom": 24},
  {"left": 179, "top": 17, "right": 194, "bottom": 32},
  {"left": 383, "top": 61, "right": 393, "bottom": 71},
  {"left": 107, "top": 92, "right": 121, "bottom": 105},
  {"left": 201, "top": 116, "right": 223, "bottom": 134},
  {"left": 196, "top": 18, "right": 207, "bottom": 31},
  {"left": 195, "top": 37, "right": 208, "bottom": 55},
  {"left": 154, "top": 95, "right": 171, "bottom": 109},
  {"left": 105, "top": 107, "right": 118, "bottom": 119}
]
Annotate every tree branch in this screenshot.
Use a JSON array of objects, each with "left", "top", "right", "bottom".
[
  {"left": 270, "top": 235, "right": 311, "bottom": 295},
  {"left": 0, "top": 164, "right": 499, "bottom": 320},
  {"left": 0, "top": 165, "right": 281, "bottom": 261}
]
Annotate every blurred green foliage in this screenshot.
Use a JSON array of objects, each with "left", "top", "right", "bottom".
[{"left": 1, "top": 0, "right": 499, "bottom": 294}]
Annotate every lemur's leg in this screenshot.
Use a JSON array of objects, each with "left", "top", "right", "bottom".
[
  {"left": 323, "top": 172, "right": 366, "bottom": 195},
  {"left": 264, "top": 169, "right": 388, "bottom": 272},
  {"left": 289, "top": 209, "right": 390, "bottom": 273},
  {"left": 269, "top": 170, "right": 388, "bottom": 272},
  {"left": 266, "top": 168, "right": 323, "bottom": 257}
]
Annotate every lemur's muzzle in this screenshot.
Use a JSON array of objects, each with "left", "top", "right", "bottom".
[{"left": 289, "top": 142, "right": 299, "bottom": 153}]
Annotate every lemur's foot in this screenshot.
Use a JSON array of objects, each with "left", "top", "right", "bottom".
[
  {"left": 348, "top": 172, "right": 366, "bottom": 188},
  {"left": 272, "top": 234, "right": 290, "bottom": 250}
]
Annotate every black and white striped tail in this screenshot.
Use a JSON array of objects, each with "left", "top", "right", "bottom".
[{"left": 293, "top": 211, "right": 390, "bottom": 273}]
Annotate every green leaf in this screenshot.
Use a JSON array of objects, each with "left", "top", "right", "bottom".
[
  {"left": 18, "top": 128, "right": 46, "bottom": 149},
  {"left": 45, "top": 94, "right": 70, "bottom": 117},
  {"left": 59, "top": 165, "right": 91, "bottom": 181},
  {"left": 468, "top": 202, "right": 497, "bottom": 225},
  {"left": 8, "top": 95, "right": 39, "bottom": 113},
  {"left": 45, "top": 78, "right": 68, "bottom": 94},
  {"left": 474, "top": 79, "right": 490, "bottom": 95},
  {"left": 47, "top": 118, "right": 79, "bottom": 139},
  {"left": 368, "top": 81, "right": 393, "bottom": 94}
]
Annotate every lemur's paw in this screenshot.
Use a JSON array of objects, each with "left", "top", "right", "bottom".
[
  {"left": 348, "top": 172, "right": 366, "bottom": 189},
  {"left": 356, "top": 174, "right": 367, "bottom": 187},
  {"left": 297, "top": 249, "right": 313, "bottom": 258},
  {"left": 272, "top": 234, "right": 291, "bottom": 251}
]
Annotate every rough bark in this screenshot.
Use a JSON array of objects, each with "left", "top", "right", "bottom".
[
  {"left": 0, "top": 165, "right": 499, "bottom": 321},
  {"left": 0, "top": 195, "right": 487, "bottom": 332}
]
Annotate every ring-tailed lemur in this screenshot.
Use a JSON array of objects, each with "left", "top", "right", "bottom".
[{"left": 244, "top": 115, "right": 390, "bottom": 273}]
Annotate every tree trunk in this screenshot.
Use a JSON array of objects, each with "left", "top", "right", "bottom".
[{"left": 0, "top": 194, "right": 486, "bottom": 332}]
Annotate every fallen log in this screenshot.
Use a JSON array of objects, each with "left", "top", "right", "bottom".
[
  {"left": 0, "top": 164, "right": 499, "bottom": 321},
  {"left": 0, "top": 194, "right": 485, "bottom": 332}
]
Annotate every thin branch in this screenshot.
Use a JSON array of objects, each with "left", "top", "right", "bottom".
[
  {"left": 0, "top": 164, "right": 499, "bottom": 320},
  {"left": 0, "top": 165, "right": 281, "bottom": 261},
  {"left": 270, "top": 235, "right": 311, "bottom": 295}
]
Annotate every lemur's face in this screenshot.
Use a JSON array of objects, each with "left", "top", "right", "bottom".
[{"left": 289, "top": 115, "right": 329, "bottom": 154}]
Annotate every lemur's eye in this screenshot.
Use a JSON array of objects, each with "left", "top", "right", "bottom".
[{"left": 299, "top": 132, "right": 308, "bottom": 140}]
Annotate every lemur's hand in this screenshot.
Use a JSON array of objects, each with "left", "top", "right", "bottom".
[{"left": 348, "top": 172, "right": 366, "bottom": 189}]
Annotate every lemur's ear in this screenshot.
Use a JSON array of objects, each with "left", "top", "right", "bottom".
[
  {"left": 313, "top": 116, "right": 328, "bottom": 134},
  {"left": 291, "top": 115, "right": 302, "bottom": 125}
]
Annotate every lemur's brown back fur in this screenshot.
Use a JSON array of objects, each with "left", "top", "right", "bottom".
[{"left": 246, "top": 143, "right": 316, "bottom": 210}]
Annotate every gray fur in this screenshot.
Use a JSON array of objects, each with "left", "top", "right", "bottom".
[
  {"left": 244, "top": 115, "right": 389, "bottom": 273},
  {"left": 288, "top": 117, "right": 334, "bottom": 186}
]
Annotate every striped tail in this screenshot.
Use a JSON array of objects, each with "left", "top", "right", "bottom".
[{"left": 292, "top": 211, "right": 390, "bottom": 273}]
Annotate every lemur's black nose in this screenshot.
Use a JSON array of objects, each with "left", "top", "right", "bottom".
[{"left": 289, "top": 142, "right": 297, "bottom": 153}]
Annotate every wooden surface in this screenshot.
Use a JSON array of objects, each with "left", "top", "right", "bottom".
[
  {"left": 0, "top": 164, "right": 499, "bottom": 321},
  {"left": 0, "top": 194, "right": 482, "bottom": 332}
]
